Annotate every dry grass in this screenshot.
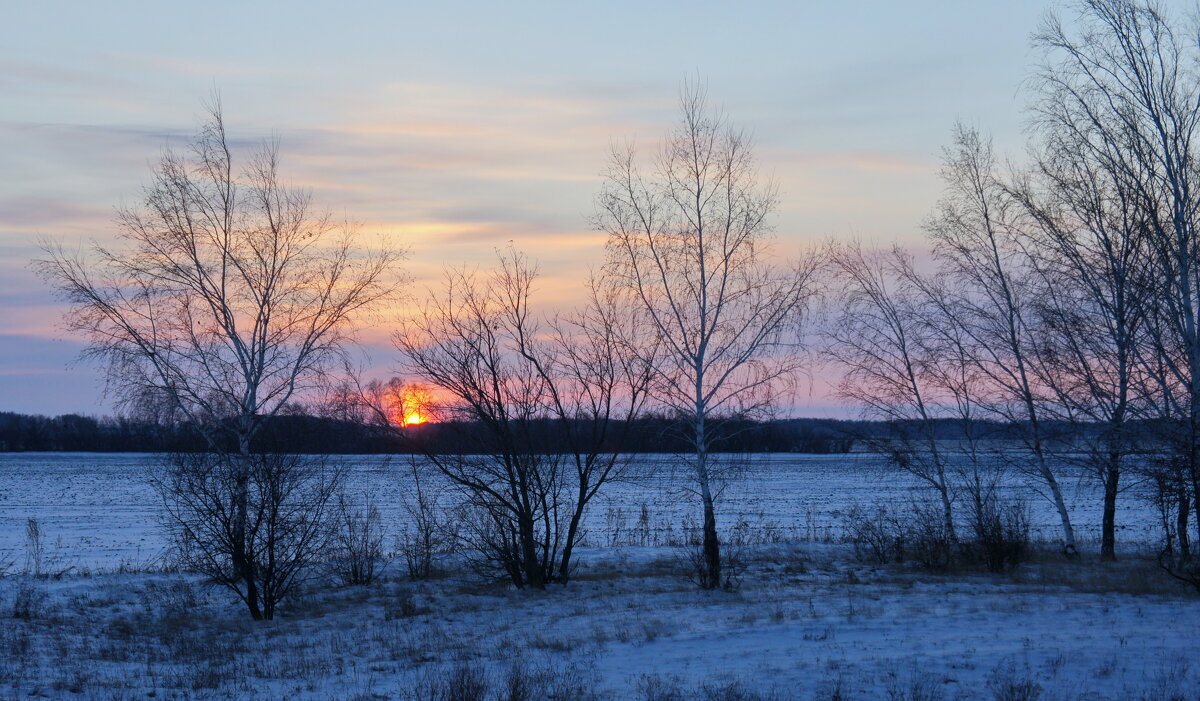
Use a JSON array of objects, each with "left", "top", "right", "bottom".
[
  {"left": 0, "top": 543, "right": 1196, "bottom": 700},
  {"left": 1009, "top": 548, "right": 1197, "bottom": 598}
]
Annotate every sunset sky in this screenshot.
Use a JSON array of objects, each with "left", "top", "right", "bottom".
[{"left": 1, "top": 1, "right": 1056, "bottom": 416}]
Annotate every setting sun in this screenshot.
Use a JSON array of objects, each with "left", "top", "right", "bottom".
[{"left": 383, "top": 381, "right": 435, "bottom": 427}]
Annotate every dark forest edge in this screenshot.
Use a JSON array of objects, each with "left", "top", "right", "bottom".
[
  {"left": 0, "top": 409, "right": 1153, "bottom": 456},
  {"left": 0, "top": 410, "right": 853, "bottom": 454}
]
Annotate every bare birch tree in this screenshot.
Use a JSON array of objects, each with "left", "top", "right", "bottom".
[
  {"left": 926, "top": 125, "right": 1079, "bottom": 557},
  {"left": 35, "top": 99, "right": 402, "bottom": 619},
  {"left": 826, "top": 242, "right": 959, "bottom": 547},
  {"left": 1028, "top": 0, "right": 1200, "bottom": 570},
  {"left": 1010, "top": 126, "right": 1152, "bottom": 561},
  {"left": 595, "top": 82, "right": 821, "bottom": 588}
]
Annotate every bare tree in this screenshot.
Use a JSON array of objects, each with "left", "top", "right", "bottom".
[
  {"left": 35, "top": 99, "right": 402, "bottom": 619},
  {"left": 925, "top": 125, "right": 1079, "bottom": 557},
  {"left": 1010, "top": 125, "right": 1152, "bottom": 561},
  {"left": 537, "top": 275, "right": 658, "bottom": 579},
  {"left": 1028, "top": 0, "right": 1200, "bottom": 566},
  {"left": 395, "top": 250, "right": 651, "bottom": 588},
  {"left": 826, "top": 242, "right": 959, "bottom": 547},
  {"left": 595, "top": 82, "right": 820, "bottom": 588},
  {"left": 157, "top": 451, "right": 342, "bottom": 619},
  {"left": 917, "top": 272, "right": 1005, "bottom": 523}
]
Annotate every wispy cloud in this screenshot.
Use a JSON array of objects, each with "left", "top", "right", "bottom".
[
  {"left": 0, "top": 0, "right": 1049, "bottom": 413},
  {"left": 0, "top": 196, "right": 111, "bottom": 231}
]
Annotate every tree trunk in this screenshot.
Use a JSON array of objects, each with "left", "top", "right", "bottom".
[
  {"left": 232, "top": 437, "right": 263, "bottom": 620},
  {"left": 243, "top": 565, "right": 263, "bottom": 620},
  {"left": 519, "top": 511, "right": 545, "bottom": 590},
  {"left": 701, "top": 488, "right": 721, "bottom": 589},
  {"left": 1035, "top": 447, "right": 1077, "bottom": 558},
  {"left": 697, "top": 449, "right": 721, "bottom": 590},
  {"left": 1051, "top": 483, "right": 1077, "bottom": 558},
  {"left": 1191, "top": 456, "right": 1200, "bottom": 561},
  {"left": 1100, "top": 455, "right": 1119, "bottom": 562},
  {"left": 559, "top": 494, "right": 586, "bottom": 583},
  {"left": 939, "top": 483, "right": 958, "bottom": 547},
  {"left": 1178, "top": 492, "right": 1191, "bottom": 559}
]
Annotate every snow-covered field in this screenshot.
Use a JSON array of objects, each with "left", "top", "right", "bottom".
[
  {"left": 0, "top": 452, "right": 1166, "bottom": 570},
  {"left": 1, "top": 453, "right": 1195, "bottom": 700}
]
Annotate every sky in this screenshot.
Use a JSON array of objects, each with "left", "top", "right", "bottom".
[{"left": 1, "top": 0, "right": 1066, "bottom": 416}]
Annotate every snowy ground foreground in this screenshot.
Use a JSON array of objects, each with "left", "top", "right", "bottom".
[
  {"left": 1, "top": 544, "right": 1197, "bottom": 700},
  {"left": 0, "top": 452, "right": 1166, "bottom": 570},
  {"left": 1, "top": 453, "right": 1193, "bottom": 700}
]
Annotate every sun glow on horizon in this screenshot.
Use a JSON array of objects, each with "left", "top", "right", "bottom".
[{"left": 385, "top": 381, "right": 435, "bottom": 428}]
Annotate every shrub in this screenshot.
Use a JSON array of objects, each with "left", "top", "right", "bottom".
[
  {"left": 637, "top": 675, "right": 782, "bottom": 701},
  {"left": 398, "top": 464, "right": 455, "bottom": 581},
  {"left": 24, "top": 519, "right": 42, "bottom": 577},
  {"left": 0, "top": 548, "right": 15, "bottom": 578},
  {"left": 1157, "top": 550, "right": 1200, "bottom": 594},
  {"left": 966, "top": 497, "right": 1030, "bottom": 573},
  {"left": 698, "top": 681, "right": 784, "bottom": 701},
  {"left": 446, "top": 663, "right": 489, "bottom": 701},
  {"left": 407, "top": 662, "right": 491, "bottom": 701},
  {"left": 157, "top": 451, "right": 343, "bottom": 620},
  {"left": 678, "top": 514, "right": 744, "bottom": 591},
  {"left": 497, "top": 659, "right": 598, "bottom": 701},
  {"left": 843, "top": 504, "right": 906, "bottom": 564},
  {"left": 329, "top": 492, "right": 387, "bottom": 586},
  {"left": 844, "top": 500, "right": 953, "bottom": 571},
  {"left": 383, "top": 593, "right": 425, "bottom": 621},
  {"left": 11, "top": 582, "right": 47, "bottom": 620},
  {"left": 636, "top": 675, "right": 687, "bottom": 701},
  {"left": 140, "top": 578, "right": 199, "bottom": 621},
  {"left": 906, "top": 501, "right": 955, "bottom": 572},
  {"left": 886, "top": 671, "right": 944, "bottom": 701},
  {"left": 986, "top": 661, "right": 1042, "bottom": 701}
]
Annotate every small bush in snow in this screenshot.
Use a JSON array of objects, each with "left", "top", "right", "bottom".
[
  {"left": 446, "top": 663, "right": 489, "bottom": 701},
  {"left": 397, "top": 464, "right": 455, "bottom": 581},
  {"left": 843, "top": 503, "right": 907, "bottom": 564},
  {"left": 986, "top": 661, "right": 1042, "bottom": 701},
  {"left": 383, "top": 593, "right": 426, "bottom": 620},
  {"left": 636, "top": 674, "right": 687, "bottom": 701},
  {"left": 966, "top": 497, "right": 1030, "bottom": 573},
  {"left": 407, "top": 663, "right": 488, "bottom": 701},
  {"left": 886, "top": 670, "right": 945, "bottom": 701},
  {"left": 0, "top": 549, "right": 15, "bottom": 578},
  {"left": 637, "top": 675, "right": 783, "bottom": 701},
  {"left": 906, "top": 501, "right": 955, "bottom": 572},
  {"left": 698, "top": 680, "right": 785, "bottom": 701},
  {"left": 11, "top": 582, "right": 47, "bottom": 620},
  {"left": 496, "top": 659, "right": 598, "bottom": 701},
  {"left": 24, "top": 518, "right": 43, "bottom": 577},
  {"left": 843, "top": 500, "right": 955, "bottom": 571},
  {"left": 329, "top": 492, "right": 387, "bottom": 586},
  {"left": 1158, "top": 550, "right": 1200, "bottom": 595},
  {"left": 678, "top": 514, "right": 744, "bottom": 591},
  {"left": 139, "top": 578, "right": 199, "bottom": 621}
]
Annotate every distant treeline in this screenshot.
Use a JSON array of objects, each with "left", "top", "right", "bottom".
[
  {"left": 0, "top": 412, "right": 188, "bottom": 453},
  {"left": 0, "top": 409, "right": 1131, "bottom": 455},
  {"left": 0, "top": 410, "right": 867, "bottom": 454}
]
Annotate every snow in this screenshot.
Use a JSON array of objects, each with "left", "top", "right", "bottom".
[
  {"left": 0, "top": 453, "right": 1193, "bottom": 699},
  {"left": 1, "top": 544, "right": 1196, "bottom": 699},
  {"left": 0, "top": 452, "right": 1165, "bottom": 570}
]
